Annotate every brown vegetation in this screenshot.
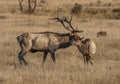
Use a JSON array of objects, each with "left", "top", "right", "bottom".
[{"left": 97, "top": 31, "right": 107, "bottom": 37}]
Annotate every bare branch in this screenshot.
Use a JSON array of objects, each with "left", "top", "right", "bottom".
[
  {"left": 18, "top": 0, "right": 23, "bottom": 12},
  {"left": 28, "top": 0, "right": 32, "bottom": 12},
  {"left": 31, "top": 0, "right": 37, "bottom": 12}
]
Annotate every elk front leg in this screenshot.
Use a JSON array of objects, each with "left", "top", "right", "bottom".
[
  {"left": 49, "top": 46, "right": 56, "bottom": 63},
  {"left": 18, "top": 50, "right": 27, "bottom": 65},
  {"left": 89, "top": 60, "right": 93, "bottom": 65},
  {"left": 83, "top": 55, "right": 86, "bottom": 65},
  {"left": 86, "top": 55, "right": 89, "bottom": 65},
  {"left": 88, "top": 55, "right": 93, "bottom": 65},
  {"left": 42, "top": 52, "right": 48, "bottom": 65},
  {"left": 86, "top": 55, "right": 93, "bottom": 65},
  {"left": 50, "top": 52, "right": 56, "bottom": 63}
]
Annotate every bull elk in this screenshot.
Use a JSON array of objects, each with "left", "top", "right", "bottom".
[
  {"left": 71, "top": 38, "right": 96, "bottom": 65},
  {"left": 16, "top": 13, "right": 83, "bottom": 65}
]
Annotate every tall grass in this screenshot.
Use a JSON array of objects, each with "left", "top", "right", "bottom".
[{"left": 0, "top": 0, "right": 120, "bottom": 84}]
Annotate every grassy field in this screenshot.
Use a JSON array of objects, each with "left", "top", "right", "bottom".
[{"left": 0, "top": 0, "right": 120, "bottom": 84}]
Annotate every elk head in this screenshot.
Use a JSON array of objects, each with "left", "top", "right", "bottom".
[{"left": 50, "top": 13, "right": 83, "bottom": 42}]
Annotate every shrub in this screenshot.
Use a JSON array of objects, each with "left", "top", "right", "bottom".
[
  {"left": 85, "top": 8, "right": 98, "bottom": 15},
  {"left": 71, "top": 3, "right": 83, "bottom": 15},
  {"left": 113, "top": 8, "right": 120, "bottom": 13},
  {"left": 0, "top": 16, "right": 7, "bottom": 19},
  {"left": 112, "top": 13, "right": 120, "bottom": 19},
  {"left": 97, "top": 0, "right": 102, "bottom": 6}
]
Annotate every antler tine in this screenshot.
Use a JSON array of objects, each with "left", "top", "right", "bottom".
[
  {"left": 61, "top": 13, "right": 74, "bottom": 31},
  {"left": 64, "top": 14, "right": 83, "bottom": 33},
  {"left": 54, "top": 12, "right": 72, "bottom": 31},
  {"left": 70, "top": 13, "right": 73, "bottom": 22},
  {"left": 62, "top": 13, "right": 66, "bottom": 21},
  {"left": 63, "top": 13, "right": 75, "bottom": 31},
  {"left": 69, "top": 13, "right": 75, "bottom": 31},
  {"left": 49, "top": 11, "right": 61, "bottom": 22},
  {"left": 57, "top": 10, "right": 60, "bottom": 19}
]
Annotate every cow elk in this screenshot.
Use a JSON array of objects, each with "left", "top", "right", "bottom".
[
  {"left": 16, "top": 13, "right": 83, "bottom": 65},
  {"left": 71, "top": 38, "right": 96, "bottom": 65},
  {"left": 97, "top": 31, "right": 107, "bottom": 37}
]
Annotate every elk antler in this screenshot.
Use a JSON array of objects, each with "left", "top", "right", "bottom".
[
  {"left": 63, "top": 13, "right": 83, "bottom": 33},
  {"left": 50, "top": 12, "right": 83, "bottom": 33},
  {"left": 50, "top": 12, "right": 73, "bottom": 32}
]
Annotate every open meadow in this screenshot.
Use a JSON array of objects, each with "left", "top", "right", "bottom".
[{"left": 0, "top": 0, "right": 120, "bottom": 84}]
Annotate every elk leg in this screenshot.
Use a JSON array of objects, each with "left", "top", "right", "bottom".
[
  {"left": 83, "top": 55, "right": 86, "bottom": 65},
  {"left": 89, "top": 60, "right": 93, "bottom": 65},
  {"left": 86, "top": 55, "right": 90, "bottom": 65},
  {"left": 88, "top": 55, "right": 93, "bottom": 65},
  {"left": 50, "top": 52, "right": 56, "bottom": 63},
  {"left": 49, "top": 46, "right": 56, "bottom": 63},
  {"left": 18, "top": 51, "right": 27, "bottom": 65},
  {"left": 42, "top": 52, "right": 48, "bottom": 65},
  {"left": 86, "top": 55, "right": 93, "bottom": 65}
]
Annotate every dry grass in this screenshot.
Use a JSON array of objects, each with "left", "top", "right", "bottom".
[{"left": 0, "top": 0, "right": 120, "bottom": 84}]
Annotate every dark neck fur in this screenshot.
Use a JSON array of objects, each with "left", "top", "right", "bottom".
[{"left": 58, "top": 42, "right": 71, "bottom": 49}]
